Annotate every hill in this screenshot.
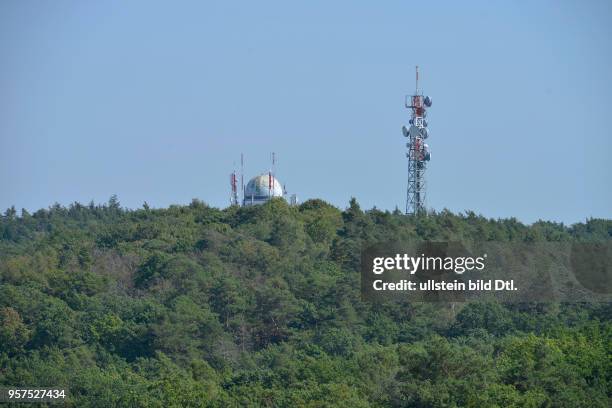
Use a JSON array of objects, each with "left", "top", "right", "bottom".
[{"left": 1, "top": 197, "right": 610, "bottom": 407}]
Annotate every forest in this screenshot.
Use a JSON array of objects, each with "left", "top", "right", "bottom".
[{"left": 0, "top": 196, "right": 610, "bottom": 407}]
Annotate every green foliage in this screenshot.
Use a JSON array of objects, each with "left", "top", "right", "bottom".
[{"left": 0, "top": 198, "right": 610, "bottom": 406}]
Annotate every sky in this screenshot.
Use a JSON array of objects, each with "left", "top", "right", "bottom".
[{"left": 1, "top": 0, "right": 611, "bottom": 225}]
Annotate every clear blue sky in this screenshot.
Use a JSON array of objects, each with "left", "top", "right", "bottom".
[{"left": 1, "top": 0, "right": 610, "bottom": 224}]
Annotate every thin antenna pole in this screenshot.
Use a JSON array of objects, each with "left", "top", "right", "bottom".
[
  {"left": 240, "top": 153, "right": 244, "bottom": 204},
  {"left": 268, "top": 171, "right": 272, "bottom": 198},
  {"left": 230, "top": 167, "right": 238, "bottom": 206},
  {"left": 270, "top": 152, "right": 275, "bottom": 198},
  {"left": 415, "top": 65, "right": 419, "bottom": 94}
]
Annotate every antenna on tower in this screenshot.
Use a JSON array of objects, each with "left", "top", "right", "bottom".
[
  {"left": 230, "top": 165, "right": 238, "bottom": 206},
  {"left": 269, "top": 152, "right": 276, "bottom": 199},
  {"left": 268, "top": 171, "right": 272, "bottom": 198},
  {"left": 240, "top": 153, "right": 245, "bottom": 204},
  {"left": 403, "top": 66, "right": 432, "bottom": 216}
]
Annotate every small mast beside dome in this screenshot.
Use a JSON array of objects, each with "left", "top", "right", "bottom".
[{"left": 229, "top": 153, "right": 298, "bottom": 207}]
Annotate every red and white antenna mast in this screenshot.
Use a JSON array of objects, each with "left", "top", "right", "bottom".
[
  {"left": 268, "top": 152, "right": 276, "bottom": 198},
  {"left": 230, "top": 169, "right": 238, "bottom": 206},
  {"left": 240, "top": 153, "right": 245, "bottom": 204},
  {"left": 402, "top": 66, "right": 432, "bottom": 215}
]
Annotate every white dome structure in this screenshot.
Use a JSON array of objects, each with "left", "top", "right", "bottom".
[{"left": 243, "top": 173, "right": 285, "bottom": 206}]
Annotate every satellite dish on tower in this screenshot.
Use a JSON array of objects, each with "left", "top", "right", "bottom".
[{"left": 402, "top": 125, "right": 409, "bottom": 137}]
